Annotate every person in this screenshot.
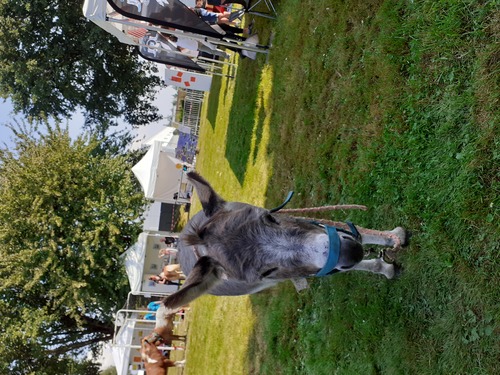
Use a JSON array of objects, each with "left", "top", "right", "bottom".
[
  {"left": 208, "top": 0, "right": 248, "bottom": 6},
  {"left": 193, "top": 0, "right": 233, "bottom": 26},
  {"left": 149, "top": 275, "right": 166, "bottom": 284},
  {"left": 161, "top": 264, "right": 185, "bottom": 281},
  {"left": 158, "top": 247, "right": 178, "bottom": 258},
  {"left": 147, "top": 301, "right": 162, "bottom": 311},
  {"left": 149, "top": 275, "right": 182, "bottom": 285},
  {"left": 144, "top": 313, "right": 156, "bottom": 320},
  {"left": 149, "top": 264, "right": 185, "bottom": 284},
  {"left": 161, "top": 30, "right": 201, "bottom": 58},
  {"left": 160, "top": 236, "right": 177, "bottom": 246},
  {"left": 193, "top": 0, "right": 254, "bottom": 36}
]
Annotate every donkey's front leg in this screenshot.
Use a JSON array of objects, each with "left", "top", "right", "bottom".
[
  {"left": 359, "top": 227, "right": 408, "bottom": 249},
  {"left": 326, "top": 222, "right": 408, "bottom": 249},
  {"left": 349, "top": 258, "right": 396, "bottom": 279}
]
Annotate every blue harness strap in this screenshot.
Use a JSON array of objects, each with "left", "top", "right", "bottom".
[
  {"left": 345, "top": 221, "right": 361, "bottom": 240},
  {"left": 315, "top": 222, "right": 361, "bottom": 277},
  {"left": 269, "top": 191, "right": 294, "bottom": 213},
  {"left": 316, "top": 224, "right": 341, "bottom": 277}
]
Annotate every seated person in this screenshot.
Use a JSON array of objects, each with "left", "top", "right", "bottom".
[
  {"left": 149, "top": 264, "right": 186, "bottom": 284},
  {"left": 158, "top": 247, "right": 178, "bottom": 258},
  {"left": 161, "top": 264, "right": 185, "bottom": 281},
  {"left": 192, "top": 0, "right": 232, "bottom": 25},
  {"left": 144, "top": 313, "right": 156, "bottom": 320},
  {"left": 160, "top": 236, "right": 177, "bottom": 246},
  {"left": 147, "top": 301, "right": 162, "bottom": 311},
  {"left": 207, "top": 0, "right": 248, "bottom": 7}
]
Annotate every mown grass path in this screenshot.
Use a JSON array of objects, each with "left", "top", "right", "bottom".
[{"left": 181, "top": 1, "right": 499, "bottom": 374}]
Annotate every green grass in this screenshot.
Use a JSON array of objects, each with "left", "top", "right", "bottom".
[{"left": 181, "top": 0, "right": 499, "bottom": 374}]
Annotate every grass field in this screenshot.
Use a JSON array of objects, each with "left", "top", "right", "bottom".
[{"left": 178, "top": 1, "right": 499, "bottom": 374}]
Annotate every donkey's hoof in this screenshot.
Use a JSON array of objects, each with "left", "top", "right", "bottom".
[{"left": 391, "top": 227, "right": 410, "bottom": 247}]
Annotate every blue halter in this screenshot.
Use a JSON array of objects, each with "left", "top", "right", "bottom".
[
  {"left": 315, "top": 221, "right": 361, "bottom": 277},
  {"left": 268, "top": 191, "right": 360, "bottom": 278},
  {"left": 315, "top": 224, "right": 341, "bottom": 276}
]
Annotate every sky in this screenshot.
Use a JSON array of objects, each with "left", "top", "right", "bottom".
[{"left": 0, "top": 84, "right": 178, "bottom": 150}]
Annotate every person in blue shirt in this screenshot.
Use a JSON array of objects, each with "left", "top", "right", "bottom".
[
  {"left": 192, "top": 0, "right": 254, "bottom": 40},
  {"left": 193, "top": 0, "right": 232, "bottom": 25}
]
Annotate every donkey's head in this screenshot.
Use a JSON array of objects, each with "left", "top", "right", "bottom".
[
  {"left": 188, "top": 204, "right": 327, "bottom": 278},
  {"left": 184, "top": 173, "right": 328, "bottom": 280}
]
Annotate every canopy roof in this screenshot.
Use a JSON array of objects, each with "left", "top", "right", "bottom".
[
  {"left": 132, "top": 141, "right": 192, "bottom": 203},
  {"left": 83, "top": 0, "right": 135, "bottom": 45},
  {"left": 83, "top": 0, "right": 205, "bottom": 71},
  {"left": 123, "top": 232, "right": 148, "bottom": 292},
  {"left": 107, "top": 0, "right": 222, "bottom": 38}
]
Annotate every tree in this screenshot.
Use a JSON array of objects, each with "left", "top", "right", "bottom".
[
  {"left": 0, "top": 123, "right": 148, "bottom": 373},
  {"left": 101, "top": 366, "right": 118, "bottom": 375},
  {"left": 0, "top": 0, "right": 162, "bottom": 128}
]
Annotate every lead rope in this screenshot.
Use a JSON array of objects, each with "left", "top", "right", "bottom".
[
  {"left": 289, "top": 216, "right": 402, "bottom": 250},
  {"left": 270, "top": 192, "right": 401, "bottom": 250},
  {"left": 269, "top": 191, "right": 368, "bottom": 214},
  {"left": 278, "top": 204, "right": 368, "bottom": 213}
]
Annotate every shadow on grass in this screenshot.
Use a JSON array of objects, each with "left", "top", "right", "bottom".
[
  {"left": 224, "top": 58, "right": 263, "bottom": 183},
  {"left": 251, "top": 94, "right": 267, "bottom": 165},
  {"left": 206, "top": 74, "right": 222, "bottom": 130}
]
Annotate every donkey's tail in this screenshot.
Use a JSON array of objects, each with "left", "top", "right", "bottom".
[{"left": 162, "top": 256, "right": 225, "bottom": 312}]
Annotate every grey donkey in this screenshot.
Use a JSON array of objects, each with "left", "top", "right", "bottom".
[{"left": 154, "top": 172, "right": 408, "bottom": 326}]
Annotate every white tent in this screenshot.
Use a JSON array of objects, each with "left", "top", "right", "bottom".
[
  {"left": 82, "top": 0, "right": 268, "bottom": 60},
  {"left": 144, "top": 126, "right": 178, "bottom": 151},
  {"left": 82, "top": 0, "right": 208, "bottom": 72},
  {"left": 132, "top": 141, "right": 193, "bottom": 204},
  {"left": 82, "top": 0, "right": 136, "bottom": 45},
  {"left": 111, "top": 318, "right": 135, "bottom": 375},
  {"left": 122, "top": 231, "right": 180, "bottom": 294},
  {"left": 122, "top": 233, "right": 148, "bottom": 292}
]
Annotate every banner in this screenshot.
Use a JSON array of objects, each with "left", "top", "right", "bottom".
[{"left": 164, "top": 67, "right": 212, "bottom": 91}]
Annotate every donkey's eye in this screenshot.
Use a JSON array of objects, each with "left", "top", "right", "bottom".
[
  {"left": 265, "top": 214, "right": 279, "bottom": 225},
  {"left": 198, "top": 226, "right": 208, "bottom": 239}
]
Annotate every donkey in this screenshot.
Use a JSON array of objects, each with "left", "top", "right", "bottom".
[{"left": 153, "top": 172, "right": 408, "bottom": 324}]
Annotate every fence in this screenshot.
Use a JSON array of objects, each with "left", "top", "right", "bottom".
[{"left": 180, "top": 89, "right": 205, "bottom": 136}]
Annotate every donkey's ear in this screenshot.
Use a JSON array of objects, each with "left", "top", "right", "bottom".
[
  {"left": 187, "top": 172, "right": 225, "bottom": 217},
  {"left": 161, "top": 256, "right": 225, "bottom": 312}
]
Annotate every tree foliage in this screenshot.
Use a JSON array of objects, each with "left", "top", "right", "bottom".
[
  {"left": 0, "top": 123, "right": 147, "bottom": 373},
  {"left": 0, "top": 0, "right": 163, "bottom": 128}
]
